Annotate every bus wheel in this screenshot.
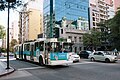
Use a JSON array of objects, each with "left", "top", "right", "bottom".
[{"left": 39, "top": 56, "right": 44, "bottom": 66}]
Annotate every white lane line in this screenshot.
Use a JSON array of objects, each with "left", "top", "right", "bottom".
[
  {"left": 0, "top": 58, "right": 16, "bottom": 61},
  {"left": 69, "top": 61, "right": 95, "bottom": 65},
  {"left": 18, "top": 66, "right": 45, "bottom": 71}
]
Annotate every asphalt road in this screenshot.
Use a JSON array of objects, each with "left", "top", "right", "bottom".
[{"left": 1, "top": 59, "right": 120, "bottom": 80}]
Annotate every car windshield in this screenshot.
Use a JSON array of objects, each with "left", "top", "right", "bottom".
[{"left": 86, "top": 51, "right": 92, "bottom": 54}]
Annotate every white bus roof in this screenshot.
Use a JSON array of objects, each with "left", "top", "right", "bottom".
[{"left": 36, "top": 38, "right": 71, "bottom": 43}]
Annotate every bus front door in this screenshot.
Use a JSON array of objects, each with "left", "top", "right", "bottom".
[{"left": 30, "top": 45, "right": 34, "bottom": 61}]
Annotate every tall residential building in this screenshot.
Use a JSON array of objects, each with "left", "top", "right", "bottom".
[
  {"left": 18, "top": 0, "right": 43, "bottom": 43},
  {"left": 43, "top": 0, "right": 89, "bottom": 38},
  {"left": 89, "top": 0, "right": 115, "bottom": 28},
  {"left": 113, "top": 0, "right": 120, "bottom": 12},
  {"left": 9, "top": 27, "right": 13, "bottom": 43},
  {"left": 10, "top": 21, "right": 19, "bottom": 42},
  {"left": 105, "top": 0, "right": 120, "bottom": 13},
  {"left": 27, "top": 8, "right": 43, "bottom": 41}
]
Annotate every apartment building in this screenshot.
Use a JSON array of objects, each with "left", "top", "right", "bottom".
[
  {"left": 89, "top": 0, "right": 115, "bottom": 28},
  {"left": 18, "top": 0, "right": 43, "bottom": 43},
  {"left": 113, "top": 0, "right": 120, "bottom": 12},
  {"left": 11, "top": 21, "right": 19, "bottom": 42}
]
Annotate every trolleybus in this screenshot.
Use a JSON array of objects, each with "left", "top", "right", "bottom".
[{"left": 14, "top": 38, "right": 74, "bottom": 65}]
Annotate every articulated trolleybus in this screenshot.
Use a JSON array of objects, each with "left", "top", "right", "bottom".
[{"left": 14, "top": 38, "right": 74, "bottom": 65}]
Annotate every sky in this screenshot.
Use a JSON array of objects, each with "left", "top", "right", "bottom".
[
  {"left": 0, "top": 10, "right": 18, "bottom": 29},
  {"left": 0, "top": 11, "right": 8, "bottom": 28},
  {"left": 0, "top": 0, "right": 43, "bottom": 29}
]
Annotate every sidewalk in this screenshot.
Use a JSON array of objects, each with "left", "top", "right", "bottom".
[{"left": 0, "top": 57, "right": 15, "bottom": 77}]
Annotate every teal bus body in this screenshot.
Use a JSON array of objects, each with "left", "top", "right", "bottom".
[
  {"left": 21, "top": 50, "right": 68, "bottom": 60},
  {"left": 14, "top": 38, "right": 73, "bottom": 65},
  {"left": 23, "top": 51, "right": 31, "bottom": 56},
  {"left": 50, "top": 52, "right": 68, "bottom": 60}
]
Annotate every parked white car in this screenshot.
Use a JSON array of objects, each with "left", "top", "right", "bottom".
[
  {"left": 69, "top": 52, "right": 80, "bottom": 63},
  {"left": 89, "top": 51, "right": 118, "bottom": 63}
]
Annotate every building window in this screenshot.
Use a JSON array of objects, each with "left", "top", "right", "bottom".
[
  {"left": 75, "top": 47, "right": 77, "bottom": 53},
  {"left": 74, "top": 37, "right": 77, "bottom": 42},
  {"left": 79, "top": 47, "right": 81, "bottom": 51},
  {"left": 84, "top": 47, "right": 86, "bottom": 50},
  {"left": 68, "top": 36, "right": 72, "bottom": 40},
  {"left": 93, "top": 22, "right": 95, "bottom": 26},
  {"left": 93, "top": 17, "right": 95, "bottom": 21},
  {"left": 79, "top": 37, "right": 81, "bottom": 42},
  {"left": 61, "top": 29, "right": 63, "bottom": 34},
  {"left": 92, "top": 13, "right": 95, "bottom": 16}
]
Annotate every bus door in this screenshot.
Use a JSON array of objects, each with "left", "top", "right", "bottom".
[
  {"left": 19, "top": 45, "right": 23, "bottom": 59},
  {"left": 19, "top": 46, "right": 20, "bottom": 58},
  {"left": 45, "top": 42, "right": 49, "bottom": 65},
  {"left": 21, "top": 44, "right": 23, "bottom": 59},
  {"left": 30, "top": 44, "right": 34, "bottom": 61}
]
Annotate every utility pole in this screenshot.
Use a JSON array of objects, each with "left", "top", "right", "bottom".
[{"left": 6, "top": 0, "right": 16, "bottom": 69}]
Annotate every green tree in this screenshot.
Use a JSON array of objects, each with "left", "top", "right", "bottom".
[
  {"left": 10, "top": 39, "right": 17, "bottom": 52},
  {"left": 97, "top": 20, "right": 111, "bottom": 50},
  {"left": 0, "top": 25, "right": 6, "bottom": 39},
  {"left": 83, "top": 28, "right": 101, "bottom": 50},
  {"left": 107, "top": 7, "right": 120, "bottom": 50},
  {"left": 0, "top": 0, "right": 23, "bottom": 11}
]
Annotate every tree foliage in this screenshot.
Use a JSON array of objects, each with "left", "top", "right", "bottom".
[
  {"left": 108, "top": 7, "right": 120, "bottom": 50},
  {"left": 89, "top": 7, "right": 120, "bottom": 50},
  {"left": 83, "top": 28, "right": 101, "bottom": 50},
  {"left": 0, "top": 0, "right": 23, "bottom": 11},
  {"left": 0, "top": 25, "right": 6, "bottom": 39},
  {"left": 83, "top": 7, "right": 120, "bottom": 50},
  {"left": 10, "top": 39, "right": 17, "bottom": 52}
]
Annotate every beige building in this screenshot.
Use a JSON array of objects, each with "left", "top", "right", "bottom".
[
  {"left": 18, "top": 0, "right": 43, "bottom": 43},
  {"left": 28, "top": 8, "right": 43, "bottom": 41}
]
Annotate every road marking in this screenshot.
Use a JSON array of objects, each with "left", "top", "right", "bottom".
[
  {"left": 69, "top": 61, "right": 95, "bottom": 65},
  {"left": 0, "top": 58, "right": 16, "bottom": 61},
  {"left": 18, "top": 66, "right": 45, "bottom": 71}
]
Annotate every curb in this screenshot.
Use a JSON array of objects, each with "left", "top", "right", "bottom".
[{"left": 0, "top": 68, "right": 15, "bottom": 77}]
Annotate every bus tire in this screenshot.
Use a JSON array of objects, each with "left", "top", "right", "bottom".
[{"left": 39, "top": 56, "right": 44, "bottom": 66}]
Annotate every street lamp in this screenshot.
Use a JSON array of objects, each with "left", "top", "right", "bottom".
[{"left": 6, "top": 0, "right": 16, "bottom": 69}]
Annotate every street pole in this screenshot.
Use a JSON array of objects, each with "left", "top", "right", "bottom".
[
  {"left": 20, "top": 12, "right": 23, "bottom": 59},
  {"left": 6, "top": 0, "right": 16, "bottom": 69},
  {"left": 6, "top": 1, "right": 10, "bottom": 69}
]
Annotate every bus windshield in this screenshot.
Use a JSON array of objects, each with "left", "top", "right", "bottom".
[
  {"left": 62, "top": 43, "right": 72, "bottom": 52},
  {"left": 46, "top": 42, "right": 72, "bottom": 53}
]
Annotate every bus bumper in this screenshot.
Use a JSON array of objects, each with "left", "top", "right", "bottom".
[{"left": 49, "top": 60, "right": 73, "bottom": 65}]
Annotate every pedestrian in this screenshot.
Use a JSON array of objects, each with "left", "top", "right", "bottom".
[
  {"left": 114, "top": 48, "right": 118, "bottom": 56},
  {"left": 93, "top": 50, "right": 95, "bottom": 53}
]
